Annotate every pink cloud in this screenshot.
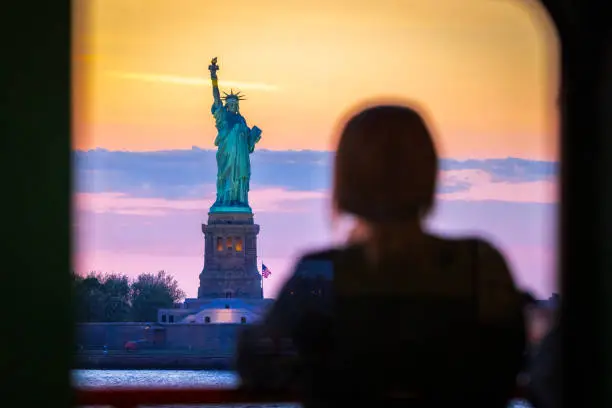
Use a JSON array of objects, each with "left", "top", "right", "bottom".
[
  {"left": 250, "top": 188, "right": 328, "bottom": 213},
  {"left": 74, "top": 192, "right": 206, "bottom": 215},
  {"left": 74, "top": 188, "right": 328, "bottom": 216},
  {"left": 439, "top": 169, "right": 557, "bottom": 203}
]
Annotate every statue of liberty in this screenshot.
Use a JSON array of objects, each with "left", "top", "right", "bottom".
[{"left": 208, "top": 57, "right": 262, "bottom": 212}]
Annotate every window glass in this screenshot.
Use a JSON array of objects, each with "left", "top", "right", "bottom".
[{"left": 73, "top": 0, "right": 558, "bottom": 400}]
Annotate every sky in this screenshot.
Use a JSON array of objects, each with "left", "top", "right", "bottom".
[{"left": 73, "top": 0, "right": 560, "bottom": 299}]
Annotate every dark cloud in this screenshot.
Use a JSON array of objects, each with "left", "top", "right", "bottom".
[
  {"left": 440, "top": 157, "right": 557, "bottom": 183},
  {"left": 73, "top": 149, "right": 557, "bottom": 199},
  {"left": 437, "top": 179, "right": 473, "bottom": 194}
]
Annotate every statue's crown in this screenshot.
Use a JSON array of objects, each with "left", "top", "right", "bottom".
[{"left": 222, "top": 89, "right": 246, "bottom": 102}]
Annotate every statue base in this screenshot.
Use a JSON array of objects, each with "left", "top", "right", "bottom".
[
  {"left": 210, "top": 203, "right": 252, "bottom": 214},
  {"left": 197, "top": 211, "right": 262, "bottom": 299}
]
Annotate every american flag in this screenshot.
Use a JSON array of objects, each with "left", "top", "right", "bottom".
[{"left": 262, "top": 263, "right": 272, "bottom": 279}]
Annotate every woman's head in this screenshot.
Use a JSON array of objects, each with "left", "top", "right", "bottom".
[{"left": 333, "top": 102, "right": 439, "bottom": 224}]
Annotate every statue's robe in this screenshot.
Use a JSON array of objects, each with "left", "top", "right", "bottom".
[{"left": 212, "top": 102, "right": 262, "bottom": 207}]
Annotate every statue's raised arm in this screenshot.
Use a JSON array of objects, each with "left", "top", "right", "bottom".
[{"left": 209, "top": 57, "right": 222, "bottom": 108}]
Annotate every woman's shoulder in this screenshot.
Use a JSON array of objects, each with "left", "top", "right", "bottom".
[
  {"left": 429, "top": 234, "right": 506, "bottom": 259},
  {"left": 298, "top": 243, "right": 370, "bottom": 262},
  {"left": 295, "top": 238, "right": 507, "bottom": 265},
  {"left": 428, "top": 235, "right": 514, "bottom": 288},
  {"left": 298, "top": 246, "right": 349, "bottom": 261},
  {"left": 292, "top": 247, "right": 347, "bottom": 277},
  {"left": 288, "top": 244, "right": 368, "bottom": 281}
]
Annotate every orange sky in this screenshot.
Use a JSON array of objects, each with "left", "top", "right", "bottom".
[{"left": 73, "top": 0, "right": 559, "bottom": 159}]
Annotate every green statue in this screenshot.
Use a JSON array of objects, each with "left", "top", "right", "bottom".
[{"left": 208, "top": 57, "right": 262, "bottom": 213}]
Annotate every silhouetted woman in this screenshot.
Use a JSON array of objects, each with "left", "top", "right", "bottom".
[{"left": 236, "top": 103, "right": 526, "bottom": 408}]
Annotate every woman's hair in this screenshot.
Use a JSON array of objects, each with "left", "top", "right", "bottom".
[
  {"left": 332, "top": 102, "right": 439, "bottom": 258},
  {"left": 333, "top": 102, "right": 439, "bottom": 221}
]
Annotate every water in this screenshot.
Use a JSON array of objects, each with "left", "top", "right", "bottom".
[
  {"left": 73, "top": 369, "right": 239, "bottom": 389},
  {"left": 73, "top": 370, "right": 532, "bottom": 407}
]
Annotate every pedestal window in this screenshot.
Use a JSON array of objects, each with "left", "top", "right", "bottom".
[
  {"left": 235, "top": 237, "right": 243, "bottom": 252},
  {"left": 216, "top": 237, "right": 223, "bottom": 251}
]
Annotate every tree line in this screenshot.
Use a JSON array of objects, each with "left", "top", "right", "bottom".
[{"left": 72, "top": 270, "right": 185, "bottom": 322}]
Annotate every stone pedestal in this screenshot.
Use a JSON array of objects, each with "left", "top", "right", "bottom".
[{"left": 197, "top": 212, "right": 263, "bottom": 299}]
